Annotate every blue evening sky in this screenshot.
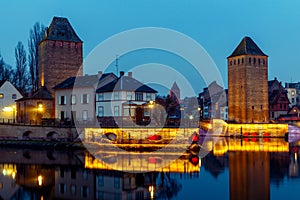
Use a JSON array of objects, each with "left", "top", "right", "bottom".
[{"left": 0, "top": 0, "right": 300, "bottom": 96}]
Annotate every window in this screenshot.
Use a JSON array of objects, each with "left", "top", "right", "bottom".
[
  {"left": 114, "top": 92, "right": 119, "bottom": 100},
  {"left": 98, "top": 93, "right": 104, "bottom": 101},
  {"left": 0, "top": 93, "right": 3, "bottom": 99},
  {"left": 98, "top": 106, "right": 104, "bottom": 117},
  {"left": 272, "top": 112, "right": 274, "bottom": 118},
  {"left": 241, "top": 58, "right": 244, "bottom": 64},
  {"left": 71, "top": 95, "right": 76, "bottom": 105},
  {"left": 230, "top": 61, "right": 232, "bottom": 65},
  {"left": 12, "top": 94, "right": 17, "bottom": 99},
  {"left": 258, "top": 58, "right": 261, "bottom": 64},
  {"left": 82, "top": 110, "right": 88, "bottom": 121},
  {"left": 234, "top": 60, "right": 236, "bottom": 65},
  {"left": 59, "top": 95, "right": 66, "bottom": 105},
  {"left": 249, "top": 57, "right": 251, "bottom": 63},
  {"left": 81, "top": 94, "right": 89, "bottom": 104},
  {"left": 59, "top": 183, "right": 66, "bottom": 194},
  {"left": 291, "top": 91, "right": 295, "bottom": 96},
  {"left": 253, "top": 58, "right": 256, "bottom": 64},
  {"left": 135, "top": 92, "right": 143, "bottom": 101},
  {"left": 114, "top": 106, "right": 119, "bottom": 116},
  {"left": 292, "top": 98, "right": 295, "bottom": 103},
  {"left": 83, "top": 170, "right": 88, "bottom": 180},
  {"left": 238, "top": 59, "right": 240, "bottom": 65},
  {"left": 60, "top": 111, "right": 65, "bottom": 120},
  {"left": 81, "top": 186, "right": 89, "bottom": 198},
  {"left": 71, "top": 170, "right": 76, "bottom": 179},
  {"left": 97, "top": 191, "right": 104, "bottom": 200},
  {"left": 70, "top": 184, "right": 76, "bottom": 195},
  {"left": 97, "top": 175, "right": 104, "bottom": 187},
  {"left": 114, "top": 177, "right": 120, "bottom": 189},
  {"left": 60, "top": 168, "right": 64, "bottom": 178},
  {"left": 126, "top": 92, "right": 132, "bottom": 100},
  {"left": 146, "top": 93, "right": 151, "bottom": 101}
]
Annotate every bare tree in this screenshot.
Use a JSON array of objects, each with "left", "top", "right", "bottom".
[
  {"left": 28, "top": 22, "right": 46, "bottom": 92},
  {"left": 15, "top": 41, "right": 27, "bottom": 93},
  {"left": 0, "top": 52, "right": 14, "bottom": 82}
]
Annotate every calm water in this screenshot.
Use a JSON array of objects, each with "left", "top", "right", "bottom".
[{"left": 0, "top": 138, "right": 299, "bottom": 200}]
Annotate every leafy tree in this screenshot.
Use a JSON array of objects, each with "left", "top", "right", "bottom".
[{"left": 28, "top": 22, "right": 46, "bottom": 92}]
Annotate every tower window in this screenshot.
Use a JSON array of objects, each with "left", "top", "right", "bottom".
[
  {"left": 242, "top": 58, "right": 244, "bottom": 64},
  {"left": 59, "top": 42, "right": 63, "bottom": 47},
  {"left": 262, "top": 59, "right": 265, "bottom": 64},
  {"left": 258, "top": 59, "right": 261, "bottom": 64},
  {"left": 234, "top": 60, "right": 236, "bottom": 65},
  {"left": 249, "top": 57, "right": 251, "bottom": 63},
  {"left": 230, "top": 61, "right": 232, "bottom": 66},
  {"left": 238, "top": 59, "right": 240, "bottom": 65},
  {"left": 75, "top": 43, "right": 79, "bottom": 49},
  {"left": 253, "top": 58, "right": 256, "bottom": 64}
]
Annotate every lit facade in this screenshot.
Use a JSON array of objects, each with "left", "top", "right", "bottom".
[{"left": 228, "top": 37, "right": 269, "bottom": 123}]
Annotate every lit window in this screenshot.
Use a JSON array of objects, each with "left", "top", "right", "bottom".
[
  {"left": 291, "top": 91, "right": 295, "bottom": 96},
  {"left": 0, "top": 93, "right": 4, "bottom": 99}
]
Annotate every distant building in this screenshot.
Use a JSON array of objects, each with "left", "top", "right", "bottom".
[
  {"left": 96, "top": 71, "right": 157, "bottom": 126},
  {"left": 53, "top": 72, "right": 117, "bottom": 124},
  {"left": 268, "top": 78, "right": 290, "bottom": 121},
  {"left": 285, "top": 82, "right": 300, "bottom": 107},
  {"left": 16, "top": 86, "right": 53, "bottom": 124},
  {"left": 0, "top": 80, "right": 23, "bottom": 121},
  {"left": 227, "top": 36, "right": 269, "bottom": 123},
  {"left": 170, "top": 81, "right": 180, "bottom": 101},
  {"left": 198, "top": 81, "right": 227, "bottom": 120},
  {"left": 38, "top": 16, "right": 83, "bottom": 96}
]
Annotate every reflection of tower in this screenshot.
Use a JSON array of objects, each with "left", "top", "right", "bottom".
[
  {"left": 170, "top": 82, "right": 180, "bottom": 101},
  {"left": 38, "top": 17, "right": 83, "bottom": 96},
  {"left": 227, "top": 37, "right": 269, "bottom": 123},
  {"left": 229, "top": 151, "right": 270, "bottom": 200}
]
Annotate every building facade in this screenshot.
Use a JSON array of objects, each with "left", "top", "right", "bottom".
[
  {"left": 16, "top": 86, "right": 53, "bottom": 124},
  {"left": 227, "top": 36, "right": 269, "bottom": 123},
  {"left": 53, "top": 72, "right": 117, "bottom": 124},
  {"left": 0, "top": 80, "right": 23, "bottom": 121},
  {"left": 96, "top": 72, "right": 157, "bottom": 126},
  {"left": 38, "top": 16, "right": 83, "bottom": 95},
  {"left": 268, "top": 78, "right": 290, "bottom": 121}
]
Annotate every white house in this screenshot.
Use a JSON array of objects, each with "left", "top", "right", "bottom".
[
  {"left": 53, "top": 72, "right": 117, "bottom": 123},
  {"left": 96, "top": 72, "right": 157, "bottom": 120},
  {"left": 0, "top": 80, "right": 23, "bottom": 121}
]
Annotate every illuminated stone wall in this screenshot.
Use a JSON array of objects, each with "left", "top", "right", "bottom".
[{"left": 228, "top": 55, "right": 269, "bottom": 123}]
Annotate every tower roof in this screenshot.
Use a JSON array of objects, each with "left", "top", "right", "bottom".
[
  {"left": 228, "top": 36, "right": 267, "bottom": 58},
  {"left": 43, "top": 17, "right": 82, "bottom": 42}
]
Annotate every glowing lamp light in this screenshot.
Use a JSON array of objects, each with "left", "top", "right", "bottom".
[
  {"left": 149, "top": 186, "right": 155, "bottom": 199},
  {"left": 37, "top": 103, "right": 43, "bottom": 112},
  {"left": 3, "top": 107, "right": 13, "bottom": 112},
  {"left": 38, "top": 175, "right": 43, "bottom": 186}
]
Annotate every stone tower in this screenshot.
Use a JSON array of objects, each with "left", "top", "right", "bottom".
[
  {"left": 38, "top": 17, "right": 83, "bottom": 95},
  {"left": 227, "top": 36, "right": 269, "bottom": 123}
]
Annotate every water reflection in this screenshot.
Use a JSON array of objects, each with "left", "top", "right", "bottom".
[{"left": 0, "top": 137, "right": 298, "bottom": 200}]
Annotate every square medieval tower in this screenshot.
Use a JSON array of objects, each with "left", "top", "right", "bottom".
[
  {"left": 38, "top": 17, "right": 83, "bottom": 96},
  {"left": 227, "top": 37, "right": 269, "bottom": 123}
]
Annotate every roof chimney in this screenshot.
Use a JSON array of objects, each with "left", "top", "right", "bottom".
[
  {"left": 128, "top": 72, "right": 132, "bottom": 77},
  {"left": 98, "top": 71, "right": 103, "bottom": 78},
  {"left": 120, "top": 71, "right": 125, "bottom": 77}
]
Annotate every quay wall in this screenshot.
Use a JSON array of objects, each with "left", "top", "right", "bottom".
[{"left": 0, "top": 124, "right": 78, "bottom": 140}]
